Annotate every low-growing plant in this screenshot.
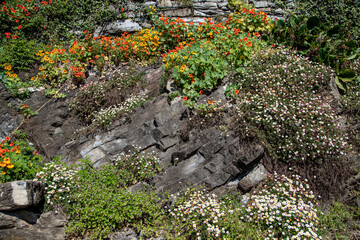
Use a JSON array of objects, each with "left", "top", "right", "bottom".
[
  {"left": 228, "top": 47, "right": 347, "bottom": 163},
  {"left": 319, "top": 201, "right": 360, "bottom": 239},
  {"left": 92, "top": 92, "right": 147, "bottom": 128},
  {"left": 168, "top": 188, "right": 229, "bottom": 239},
  {"left": 34, "top": 161, "right": 77, "bottom": 210},
  {"left": 0, "top": 136, "right": 42, "bottom": 183},
  {"left": 244, "top": 172, "right": 321, "bottom": 239},
  {"left": 65, "top": 151, "right": 163, "bottom": 239},
  {"left": 69, "top": 72, "right": 145, "bottom": 125}
]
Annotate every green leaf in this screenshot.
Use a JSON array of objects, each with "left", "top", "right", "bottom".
[{"left": 335, "top": 76, "right": 347, "bottom": 92}]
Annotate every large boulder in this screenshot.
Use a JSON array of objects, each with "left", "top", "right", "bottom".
[{"left": 0, "top": 181, "right": 45, "bottom": 211}]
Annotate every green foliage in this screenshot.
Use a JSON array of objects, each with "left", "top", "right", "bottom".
[
  {"left": 19, "top": 104, "right": 38, "bottom": 119},
  {"left": 319, "top": 202, "right": 360, "bottom": 239},
  {"left": 0, "top": 136, "right": 42, "bottom": 183},
  {"left": 64, "top": 151, "right": 163, "bottom": 240},
  {"left": 0, "top": 39, "right": 42, "bottom": 71},
  {"left": 274, "top": 0, "right": 360, "bottom": 41},
  {"left": 228, "top": 47, "right": 347, "bottom": 163},
  {"left": 270, "top": 1, "right": 360, "bottom": 91}
]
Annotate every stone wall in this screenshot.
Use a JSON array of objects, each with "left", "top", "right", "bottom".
[
  {"left": 140, "top": 0, "right": 284, "bottom": 23},
  {"left": 99, "top": 0, "right": 285, "bottom": 35}
]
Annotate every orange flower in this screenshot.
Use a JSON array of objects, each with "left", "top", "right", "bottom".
[
  {"left": 182, "top": 96, "right": 188, "bottom": 101},
  {"left": 235, "top": 89, "right": 239, "bottom": 95},
  {"left": 199, "top": 90, "right": 203, "bottom": 95},
  {"left": 243, "top": 37, "right": 248, "bottom": 42},
  {"left": 0, "top": 162, "right": 6, "bottom": 167},
  {"left": 34, "top": 151, "right": 38, "bottom": 155},
  {"left": 246, "top": 41, "right": 253, "bottom": 47},
  {"left": 5, "top": 136, "right": 10, "bottom": 141},
  {"left": 208, "top": 100, "right": 213, "bottom": 105},
  {"left": 22, "top": 104, "right": 28, "bottom": 108},
  {"left": 1, "top": 171, "right": 5, "bottom": 175}
]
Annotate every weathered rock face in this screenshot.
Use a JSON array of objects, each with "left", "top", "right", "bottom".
[
  {"left": 0, "top": 181, "right": 44, "bottom": 211},
  {"left": 0, "top": 83, "right": 22, "bottom": 141},
  {"left": 58, "top": 86, "right": 266, "bottom": 196},
  {"left": 21, "top": 91, "right": 82, "bottom": 160}
]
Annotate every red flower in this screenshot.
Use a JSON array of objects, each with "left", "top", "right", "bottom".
[
  {"left": 5, "top": 136, "right": 10, "bottom": 141},
  {"left": 17, "top": 25, "right": 23, "bottom": 30},
  {"left": 183, "top": 96, "right": 188, "bottom": 101},
  {"left": 235, "top": 89, "right": 239, "bottom": 95},
  {"left": 208, "top": 100, "right": 213, "bottom": 105},
  {"left": 199, "top": 90, "right": 203, "bottom": 95}
]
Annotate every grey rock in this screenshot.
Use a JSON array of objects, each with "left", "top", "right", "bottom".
[
  {"left": 0, "top": 212, "right": 30, "bottom": 229},
  {"left": 236, "top": 144, "right": 264, "bottom": 168},
  {"left": 0, "top": 226, "right": 65, "bottom": 240},
  {"left": 1, "top": 210, "right": 39, "bottom": 225},
  {"left": 238, "top": 164, "right": 268, "bottom": 192},
  {"left": 109, "top": 228, "right": 139, "bottom": 240},
  {"left": 128, "top": 182, "right": 149, "bottom": 194},
  {"left": 253, "top": 1, "right": 269, "bottom": 8},
  {"left": 104, "top": 19, "right": 142, "bottom": 34},
  {"left": 36, "top": 211, "right": 67, "bottom": 228},
  {"left": 0, "top": 181, "right": 44, "bottom": 211},
  {"left": 157, "top": 0, "right": 172, "bottom": 7}
]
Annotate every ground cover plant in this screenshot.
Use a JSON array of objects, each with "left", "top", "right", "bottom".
[{"left": 228, "top": 46, "right": 348, "bottom": 163}]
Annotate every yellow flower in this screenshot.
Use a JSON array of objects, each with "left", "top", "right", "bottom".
[
  {"left": 49, "top": 60, "right": 55, "bottom": 64},
  {"left": 29, "top": 163, "right": 32, "bottom": 167},
  {"left": 0, "top": 162, "right": 6, "bottom": 167},
  {"left": 180, "top": 65, "right": 186, "bottom": 72},
  {"left": 7, "top": 163, "right": 14, "bottom": 169},
  {"left": 3, "top": 158, "right": 11, "bottom": 164},
  {"left": 63, "top": 70, "right": 67, "bottom": 74},
  {"left": 44, "top": 56, "right": 50, "bottom": 61},
  {"left": 15, "top": 149, "right": 21, "bottom": 154},
  {"left": 1, "top": 171, "right": 5, "bottom": 175}
]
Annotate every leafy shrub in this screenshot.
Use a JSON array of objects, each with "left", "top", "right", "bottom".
[
  {"left": 0, "top": 39, "right": 42, "bottom": 71},
  {"left": 65, "top": 151, "right": 162, "bottom": 239},
  {"left": 274, "top": 0, "right": 360, "bottom": 41},
  {"left": 34, "top": 161, "right": 77, "bottom": 210},
  {"left": 270, "top": 14, "right": 359, "bottom": 91},
  {"left": 228, "top": 47, "right": 347, "bottom": 163},
  {"left": 244, "top": 172, "right": 321, "bottom": 239},
  {"left": 0, "top": 136, "right": 42, "bottom": 183},
  {"left": 162, "top": 10, "right": 272, "bottom": 104}
]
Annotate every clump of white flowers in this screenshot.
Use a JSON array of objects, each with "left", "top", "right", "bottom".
[
  {"left": 244, "top": 172, "right": 321, "bottom": 239},
  {"left": 92, "top": 92, "right": 147, "bottom": 128},
  {"left": 169, "top": 189, "right": 228, "bottom": 239},
  {"left": 34, "top": 162, "right": 77, "bottom": 209}
]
